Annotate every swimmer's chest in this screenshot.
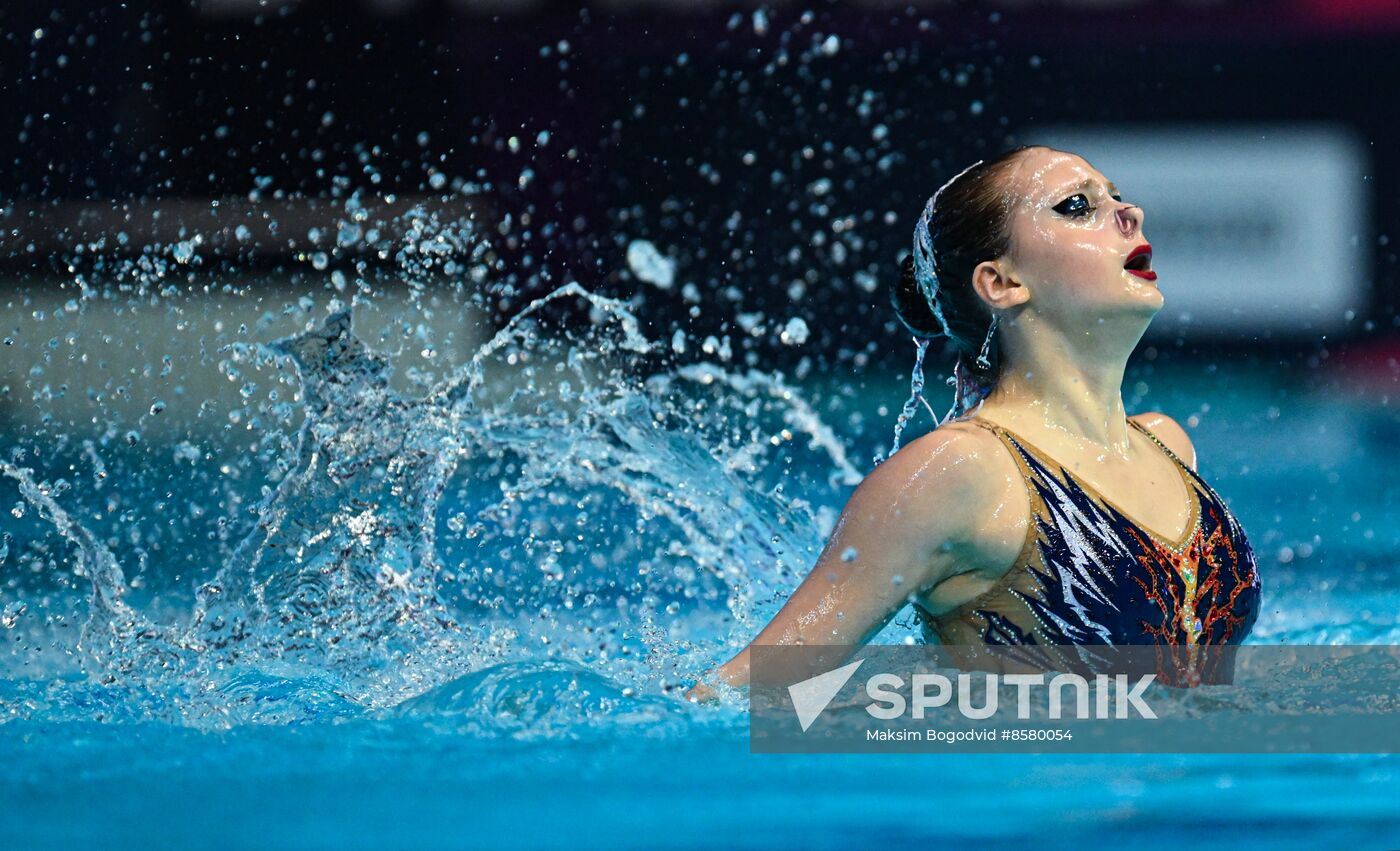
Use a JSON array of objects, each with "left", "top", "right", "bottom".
[{"left": 910, "top": 434, "right": 1201, "bottom": 619}]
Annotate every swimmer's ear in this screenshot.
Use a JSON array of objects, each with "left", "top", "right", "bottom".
[{"left": 971, "top": 259, "right": 1025, "bottom": 310}]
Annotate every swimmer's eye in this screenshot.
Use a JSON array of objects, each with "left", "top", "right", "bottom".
[
  {"left": 1052, "top": 192, "right": 1125, "bottom": 217},
  {"left": 1052, "top": 193, "right": 1095, "bottom": 218}
]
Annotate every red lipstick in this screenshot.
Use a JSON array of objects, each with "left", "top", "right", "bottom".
[{"left": 1123, "top": 243, "right": 1156, "bottom": 282}]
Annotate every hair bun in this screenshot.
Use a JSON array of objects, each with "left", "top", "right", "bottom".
[{"left": 891, "top": 254, "right": 944, "bottom": 339}]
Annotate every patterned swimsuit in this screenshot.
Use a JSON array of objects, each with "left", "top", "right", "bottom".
[{"left": 917, "top": 416, "right": 1262, "bottom": 655}]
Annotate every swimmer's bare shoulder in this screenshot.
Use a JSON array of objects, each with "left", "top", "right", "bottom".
[
  {"left": 1129, "top": 411, "right": 1197, "bottom": 471},
  {"left": 853, "top": 421, "right": 1016, "bottom": 578},
  {"left": 901, "top": 419, "right": 1033, "bottom": 609},
  {"left": 888, "top": 419, "right": 1021, "bottom": 553},
  {"left": 683, "top": 419, "right": 1020, "bottom": 702}
]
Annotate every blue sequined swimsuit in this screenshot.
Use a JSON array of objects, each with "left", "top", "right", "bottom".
[{"left": 917, "top": 416, "right": 1262, "bottom": 649}]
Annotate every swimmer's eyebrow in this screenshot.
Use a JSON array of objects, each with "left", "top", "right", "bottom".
[{"left": 1050, "top": 177, "right": 1119, "bottom": 200}]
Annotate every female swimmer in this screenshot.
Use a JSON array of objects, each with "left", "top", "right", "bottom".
[{"left": 685, "top": 145, "right": 1261, "bottom": 702}]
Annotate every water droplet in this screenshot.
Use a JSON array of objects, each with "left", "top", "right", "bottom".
[
  {"left": 780, "top": 317, "right": 810, "bottom": 346},
  {"left": 626, "top": 240, "right": 676, "bottom": 289}
]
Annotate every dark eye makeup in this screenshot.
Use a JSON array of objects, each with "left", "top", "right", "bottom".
[{"left": 1052, "top": 191, "right": 1124, "bottom": 218}]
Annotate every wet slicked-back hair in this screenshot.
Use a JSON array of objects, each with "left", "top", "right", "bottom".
[{"left": 893, "top": 145, "right": 1041, "bottom": 391}]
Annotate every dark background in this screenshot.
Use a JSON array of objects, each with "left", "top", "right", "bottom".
[{"left": 2, "top": 0, "right": 1398, "bottom": 374}]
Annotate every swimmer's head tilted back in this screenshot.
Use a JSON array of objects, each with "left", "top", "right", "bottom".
[{"left": 894, "top": 145, "right": 1155, "bottom": 425}]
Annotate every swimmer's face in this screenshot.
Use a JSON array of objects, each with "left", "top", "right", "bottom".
[{"left": 988, "top": 147, "right": 1159, "bottom": 319}]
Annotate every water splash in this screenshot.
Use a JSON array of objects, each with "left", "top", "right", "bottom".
[
  {"left": 881, "top": 335, "right": 940, "bottom": 462},
  {"left": 0, "top": 461, "right": 174, "bottom": 681},
  {"left": 0, "top": 255, "right": 865, "bottom": 729}
]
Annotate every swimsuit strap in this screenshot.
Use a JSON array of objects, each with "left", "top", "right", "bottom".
[
  {"left": 1125, "top": 417, "right": 1193, "bottom": 474},
  {"left": 963, "top": 414, "right": 1191, "bottom": 482}
]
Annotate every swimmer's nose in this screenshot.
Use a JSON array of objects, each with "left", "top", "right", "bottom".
[{"left": 1115, "top": 204, "right": 1144, "bottom": 237}]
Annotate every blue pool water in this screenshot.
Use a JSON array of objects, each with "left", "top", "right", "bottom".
[{"left": 1, "top": 263, "right": 1398, "bottom": 847}]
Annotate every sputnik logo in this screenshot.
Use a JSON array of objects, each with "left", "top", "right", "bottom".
[{"left": 788, "top": 658, "right": 865, "bottom": 732}]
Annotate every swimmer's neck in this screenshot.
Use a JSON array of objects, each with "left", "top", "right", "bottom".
[{"left": 972, "top": 353, "right": 1134, "bottom": 451}]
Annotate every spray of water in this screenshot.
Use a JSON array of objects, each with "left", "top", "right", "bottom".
[{"left": 0, "top": 190, "right": 875, "bottom": 732}]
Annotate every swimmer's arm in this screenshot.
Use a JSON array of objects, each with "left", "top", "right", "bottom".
[
  {"left": 685, "top": 429, "right": 985, "bottom": 701},
  {"left": 1130, "top": 411, "right": 1197, "bottom": 471}
]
